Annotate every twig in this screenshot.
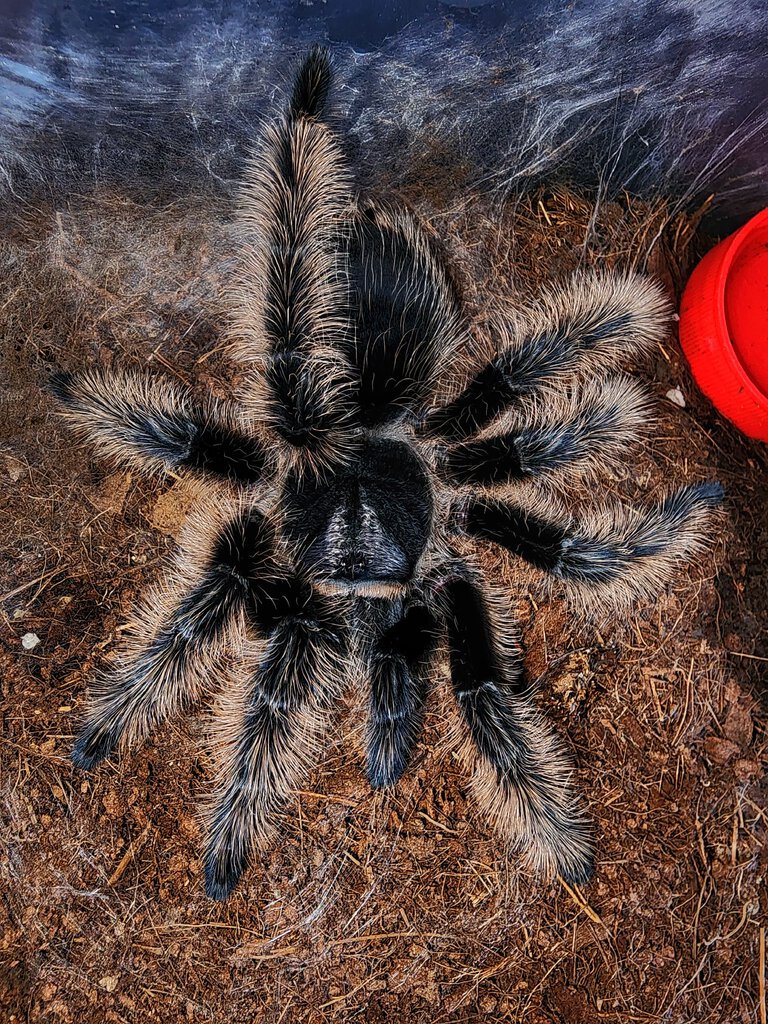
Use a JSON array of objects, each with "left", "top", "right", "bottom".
[
  {"left": 672, "top": 657, "right": 695, "bottom": 746},
  {"left": 108, "top": 824, "right": 151, "bottom": 886},
  {"left": 728, "top": 650, "right": 768, "bottom": 662},
  {"left": 558, "top": 877, "right": 605, "bottom": 927},
  {"left": 0, "top": 568, "right": 63, "bottom": 604},
  {"left": 328, "top": 931, "right": 449, "bottom": 947},
  {"left": 417, "top": 811, "right": 458, "bottom": 834},
  {"left": 319, "top": 973, "right": 384, "bottom": 1011},
  {"left": 231, "top": 946, "right": 300, "bottom": 962}
]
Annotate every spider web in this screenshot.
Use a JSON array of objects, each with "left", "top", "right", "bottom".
[{"left": 0, "top": 0, "right": 767, "bottom": 231}]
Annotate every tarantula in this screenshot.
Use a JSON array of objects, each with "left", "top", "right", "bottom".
[{"left": 51, "top": 46, "right": 722, "bottom": 900}]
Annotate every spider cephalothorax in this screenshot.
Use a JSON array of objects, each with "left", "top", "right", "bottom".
[
  {"left": 282, "top": 437, "right": 434, "bottom": 591},
  {"left": 51, "top": 46, "right": 722, "bottom": 900}
]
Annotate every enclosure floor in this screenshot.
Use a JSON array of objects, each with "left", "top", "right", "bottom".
[{"left": 1, "top": 185, "right": 765, "bottom": 1023}]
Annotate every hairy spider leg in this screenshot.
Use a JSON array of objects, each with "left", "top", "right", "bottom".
[
  {"left": 361, "top": 598, "right": 438, "bottom": 787},
  {"left": 72, "top": 508, "right": 277, "bottom": 769},
  {"left": 50, "top": 367, "right": 266, "bottom": 483},
  {"left": 234, "top": 46, "right": 356, "bottom": 472},
  {"left": 422, "top": 271, "right": 669, "bottom": 442},
  {"left": 343, "top": 203, "right": 466, "bottom": 427},
  {"left": 436, "top": 573, "right": 594, "bottom": 884},
  {"left": 288, "top": 43, "right": 334, "bottom": 118},
  {"left": 204, "top": 576, "right": 347, "bottom": 900},
  {"left": 438, "top": 375, "right": 650, "bottom": 488},
  {"left": 459, "top": 482, "right": 724, "bottom": 607}
]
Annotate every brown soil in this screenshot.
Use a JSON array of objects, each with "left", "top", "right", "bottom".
[{"left": 0, "top": 180, "right": 766, "bottom": 1024}]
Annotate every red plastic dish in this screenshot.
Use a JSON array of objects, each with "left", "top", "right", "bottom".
[{"left": 679, "top": 207, "right": 768, "bottom": 441}]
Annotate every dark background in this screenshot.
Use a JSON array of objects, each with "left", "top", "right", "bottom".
[{"left": 1, "top": 0, "right": 767, "bottom": 229}]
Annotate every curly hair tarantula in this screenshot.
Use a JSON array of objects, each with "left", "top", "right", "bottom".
[{"left": 51, "top": 46, "right": 722, "bottom": 900}]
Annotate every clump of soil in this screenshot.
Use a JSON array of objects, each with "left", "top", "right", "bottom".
[{"left": 0, "top": 180, "right": 765, "bottom": 1023}]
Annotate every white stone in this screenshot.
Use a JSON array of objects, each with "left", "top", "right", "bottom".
[
  {"left": 666, "top": 387, "right": 686, "bottom": 408},
  {"left": 21, "top": 633, "right": 40, "bottom": 650}
]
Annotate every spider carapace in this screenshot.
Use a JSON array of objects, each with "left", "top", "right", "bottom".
[{"left": 51, "top": 46, "right": 722, "bottom": 899}]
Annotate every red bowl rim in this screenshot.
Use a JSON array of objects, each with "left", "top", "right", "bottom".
[{"left": 708, "top": 207, "right": 768, "bottom": 410}]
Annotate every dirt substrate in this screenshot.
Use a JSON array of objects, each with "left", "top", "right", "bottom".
[{"left": 0, "top": 180, "right": 766, "bottom": 1023}]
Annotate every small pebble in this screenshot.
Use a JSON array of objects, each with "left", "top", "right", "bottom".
[
  {"left": 666, "top": 387, "right": 686, "bottom": 408},
  {"left": 21, "top": 633, "right": 40, "bottom": 651}
]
